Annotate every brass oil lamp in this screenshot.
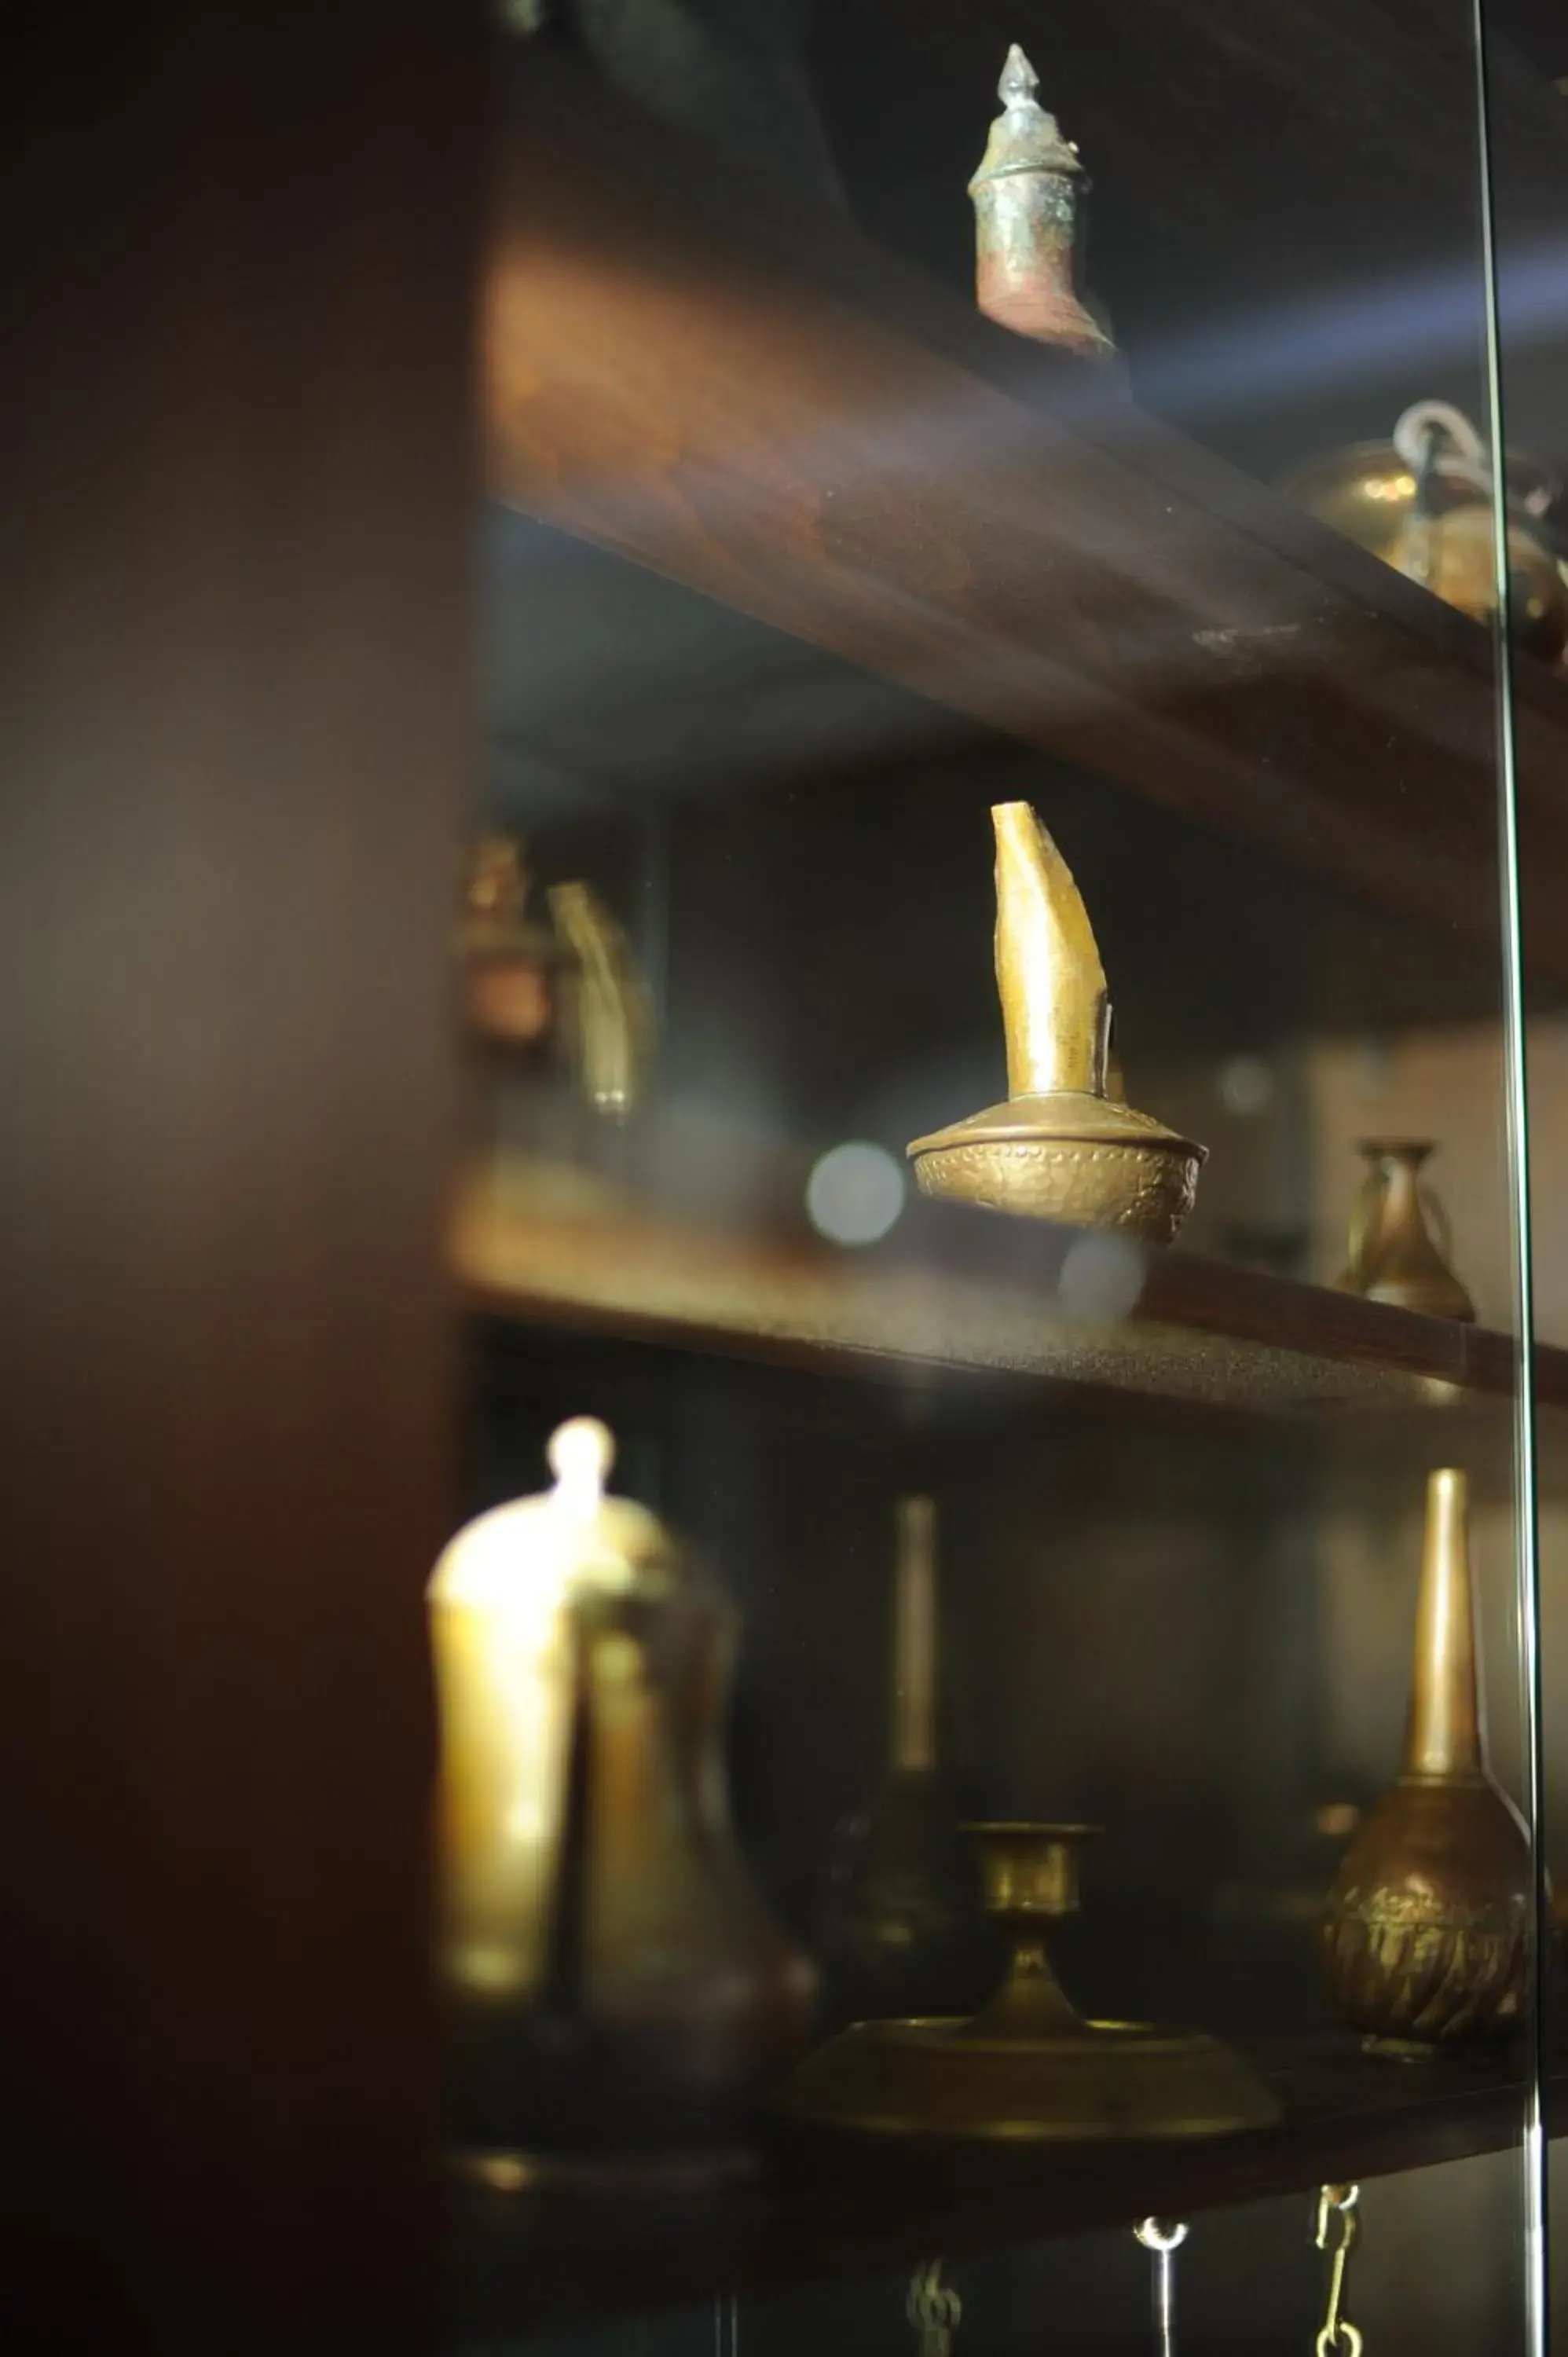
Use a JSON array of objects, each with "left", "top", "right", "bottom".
[
  {"left": 777, "top": 1823, "right": 1277, "bottom": 2139},
  {"left": 430, "top": 1417, "right": 816, "bottom": 2179},
  {"left": 1322, "top": 1470, "right": 1533, "bottom": 2054},
  {"left": 908, "top": 803, "right": 1204, "bottom": 1242}
]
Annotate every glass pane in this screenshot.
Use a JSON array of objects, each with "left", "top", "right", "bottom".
[
  {"left": 1476, "top": 0, "right": 1568, "bottom": 2343},
  {"left": 447, "top": 5, "right": 1544, "bottom": 2351}
]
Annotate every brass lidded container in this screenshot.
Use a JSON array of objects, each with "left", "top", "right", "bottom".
[
  {"left": 776, "top": 1823, "right": 1278, "bottom": 2140},
  {"left": 1322, "top": 1470, "right": 1532, "bottom": 2054},
  {"left": 430, "top": 1417, "right": 816, "bottom": 2179},
  {"left": 969, "top": 47, "right": 1112, "bottom": 361},
  {"left": 908, "top": 804, "right": 1204, "bottom": 1243}
]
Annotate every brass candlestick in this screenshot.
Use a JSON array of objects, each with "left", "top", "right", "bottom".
[
  {"left": 1339, "top": 1141, "right": 1475, "bottom": 1322},
  {"left": 1322, "top": 1470, "right": 1531, "bottom": 2055},
  {"left": 776, "top": 1823, "right": 1277, "bottom": 2139},
  {"left": 907, "top": 805, "right": 1204, "bottom": 1242},
  {"left": 969, "top": 47, "right": 1112, "bottom": 361}
]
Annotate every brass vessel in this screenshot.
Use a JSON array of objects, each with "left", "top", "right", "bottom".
[
  {"left": 776, "top": 1823, "right": 1278, "bottom": 2139},
  {"left": 1339, "top": 1140, "right": 1475, "bottom": 1322},
  {"left": 1322, "top": 1470, "right": 1531, "bottom": 2055},
  {"left": 816, "top": 1499, "right": 999, "bottom": 2025},
  {"left": 460, "top": 831, "right": 652, "bottom": 1113},
  {"left": 969, "top": 47, "right": 1112, "bottom": 361},
  {"left": 430, "top": 1417, "right": 816, "bottom": 2176},
  {"left": 1281, "top": 401, "right": 1568, "bottom": 664},
  {"left": 907, "top": 804, "right": 1204, "bottom": 1241}
]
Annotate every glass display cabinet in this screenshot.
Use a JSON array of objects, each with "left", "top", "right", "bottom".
[
  {"left": 9, "top": 1, "right": 1568, "bottom": 2352},
  {"left": 454, "top": 5, "right": 1566, "bottom": 2355}
]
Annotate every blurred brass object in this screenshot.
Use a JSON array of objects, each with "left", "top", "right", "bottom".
[
  {"left": 969, "top": 47, "right": 1112, "bottom": 361},
  {"left": 460, "top": 833, "right": 652, "bottom": 1113},
  {"left": 775, "top": 1822, "right": 1278, "bottom": 2140},
  {"left": 1322, "top": 1470, "right": 1531, "bottom": 2055},
  {"left": 430, "top": 1417, "right": 815, "bottom": 2174},
  {"left": 461, "top": 834, "right": 557, "bottom": 1047},
  {"left": 548, "top": 881, "right": 653, "bottom": 1116},
  {"left": 907, "top": 805, "right": 1204, "bottom": 1241},
  {"left": 1339, "top": 1140, "right": 1475, "bottom": 1322},
  {"left": 1280, "top": 401, "right": 1568, "bottom": 663}
]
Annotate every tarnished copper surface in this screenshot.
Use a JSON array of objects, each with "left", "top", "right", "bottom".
[{"left": 969, "top": 47, "right": 1112, "bottom": 360}]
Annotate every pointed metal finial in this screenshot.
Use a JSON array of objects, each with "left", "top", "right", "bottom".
[{"left": 999, "top": 43, "right": 1039, "bottom": 108}]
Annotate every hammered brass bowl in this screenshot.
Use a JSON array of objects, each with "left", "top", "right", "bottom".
[{"left": 909, "top": 1091, "right": 1202, "bottom": 1244}]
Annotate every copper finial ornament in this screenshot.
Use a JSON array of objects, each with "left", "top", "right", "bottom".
[
  {"left": 969, "top": 46, "right": 1112, "bottom": 359},
  {"left": 907, "top": 804, "right": 1203, "bottom": 1242},
  {"left": 1322, "top": 1470, "right": 1531, "bottom": 2054}
]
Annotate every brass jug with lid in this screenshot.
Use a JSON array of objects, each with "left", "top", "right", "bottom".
[{"left": 430, "top": 1417, "right": 816, "bottom": 2179}]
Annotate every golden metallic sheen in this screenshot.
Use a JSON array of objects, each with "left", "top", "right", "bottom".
[
  {"left": 908, "top": 805, "right": 1204, "bottom": 1242},
  {"left": 775, "top": 1822, "right": 1277, "bottom": 2140},
  {"left": 1339, "top": 1141, "right": 1475, "bottom": 1322},
  {"left": 1322, "top": 1470, "right": 1532, "bottom": 2054},
  {"left": 430, "top": 1417, "right": 815, "bottom": 2172}
]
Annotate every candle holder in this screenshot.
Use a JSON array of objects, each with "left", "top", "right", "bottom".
[{"left": 776, "top": 1823, "right": 1277, "bottom": 2139}]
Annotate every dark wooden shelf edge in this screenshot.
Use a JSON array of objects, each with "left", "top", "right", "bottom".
[
  {"left": 450, "top": 2041, "right": 1565, "bottom": 2334},
  {"left": 452, "top": 1189, "right": 1568, "bottom": 1418}
]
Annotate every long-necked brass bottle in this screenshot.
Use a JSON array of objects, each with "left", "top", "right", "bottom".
[
  {"left": 816, "top": 1500, "right": 999, "bottom": 2025},
  {"left": 1321, "top": 1470, "right": 1530, "bottom": 2053}
]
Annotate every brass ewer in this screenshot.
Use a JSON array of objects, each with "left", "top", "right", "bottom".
[
  {"left": 969, "top": 46, "right": 1112, "bottom": 361},
  {"left": 1339, "top": 1141, "right": 1475, "bottom": 1322},
  {"left": 776, "top": 1823, "right": 1278, "bottom": 2139},
  {"left": 908, "top": 805, "right": 1204, "bottom": 1242},
  {"left": 1322, "top": 1470, "right": 1532, "bottom": 2055},
  {"left": 430, "top": 1417, "right": 816, "bottom": 2178}
]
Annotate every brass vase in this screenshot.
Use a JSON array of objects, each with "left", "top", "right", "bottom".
[
  {"left": 1339, "top": 1141, "right": 1475, "bottom": 1322},
  {"left": 430, "top": 1417, "right": 816, "bottom": 2179},
  {"left": 969, "top": 46, "right": 1112, "bottom": 361},
  {"left": 907, "top": 804, "right": 1204, "bottom": 1242},
  {"left": 1321, "top": 1470, "right": 1531, "bottom": 2055},
  {"left": 776, "top": 1823, "right": 1277, "bottom": 2139}
]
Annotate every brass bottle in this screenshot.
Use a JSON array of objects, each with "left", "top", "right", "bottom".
[
  {"left": 907, "top": 804, "right": 1203, "bottom": 1241},
  {"left": 1339, "top": 1141, "right": 1475, "bottom": 1322},
  {"left": 969, "top": 47, "right": 1112, "bottom": 361},
  {"left": 816, "top": 1500, "right": 998, "bottom": 2025},
  {"left": 430, "top": 1417, "right": 816, "bottom": 2176},
  {"left": 1321, "top": 1470, "right": 1530, "bottom": 2054}
]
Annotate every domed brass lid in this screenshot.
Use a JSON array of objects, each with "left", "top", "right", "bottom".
[{"left": 428, "top": 1417, "right": 687, "bottom": 1609}]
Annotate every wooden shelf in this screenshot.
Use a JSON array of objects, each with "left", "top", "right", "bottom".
[
  {"left": 449, "top": 2036, "right": 1564, "bottom": 2333},
  {"left": 452, "top": 1171, "right": 1557, "bottom": 1424},
  {"left": 486, "top": 54, "right": 1568, "bottom": 986}
]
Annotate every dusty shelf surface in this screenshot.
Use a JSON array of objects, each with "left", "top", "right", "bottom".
[{"left": 452, "top": 1168, "right": 1554, "bottom": 1424}]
